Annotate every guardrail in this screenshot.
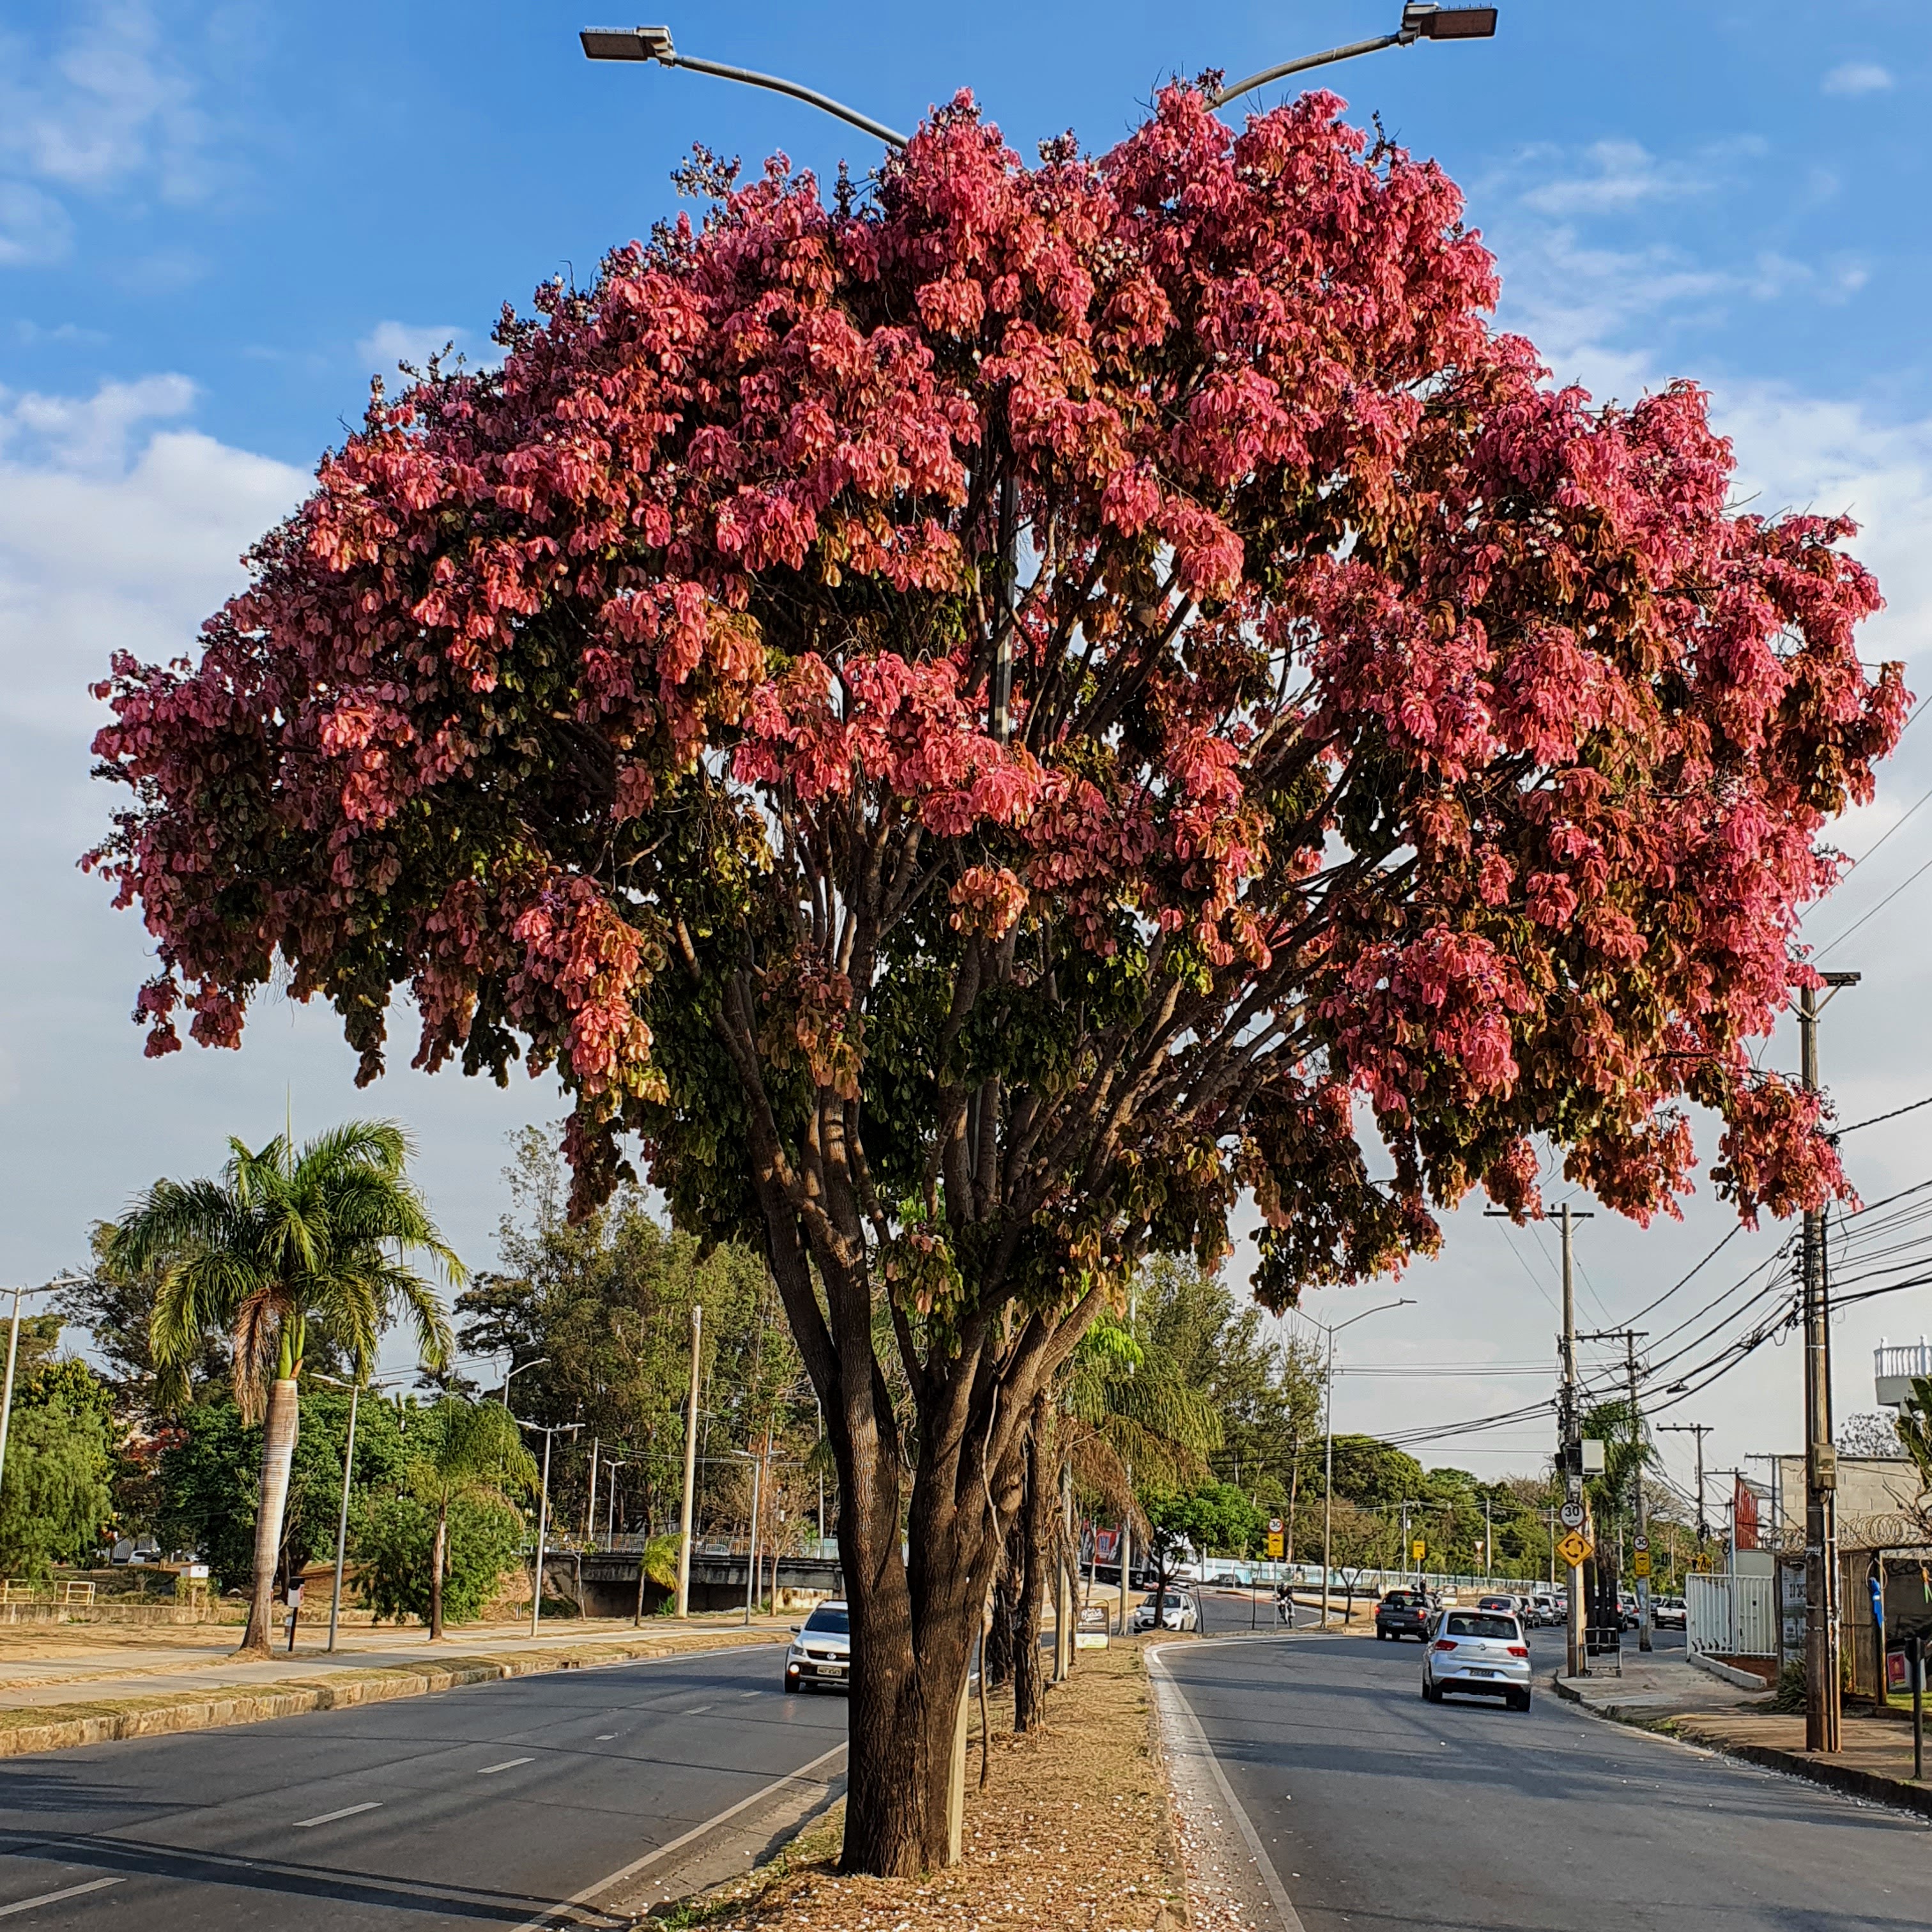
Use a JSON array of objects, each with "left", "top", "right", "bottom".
[{"left": 0, "top": 1581, "right": 96, "bottom": 1607}]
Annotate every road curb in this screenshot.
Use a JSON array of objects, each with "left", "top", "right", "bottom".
[
  {"left": 0, "top": 1629, "right": 788, "bottom": 1760},
  {"left": 1551, "top": 1671, "right": 1932, "bottom": 1821}
]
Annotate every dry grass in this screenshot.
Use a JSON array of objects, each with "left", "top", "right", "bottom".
[{"left": 647, "top": 1639, "right": 1186, "bottom": 1931}]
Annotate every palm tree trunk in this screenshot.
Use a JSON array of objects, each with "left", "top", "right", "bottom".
[
  {"left": 241, "top": 1377, "right": 300, "bottom": 1655},
  {"left": 431, "top": 1503, "right": 448, "bottom": 1639}
]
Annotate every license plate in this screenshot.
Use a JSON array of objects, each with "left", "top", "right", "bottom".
[
  {"left": 1467, "top": 1667, "right": 1496, "bottom": 1677},
  {"left": 817, "top": 1663, "right": 846, "bottom": 1676}
]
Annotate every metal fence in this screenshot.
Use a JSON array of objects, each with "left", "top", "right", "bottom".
[{"left": 1687, "top": 1572, "right": 1777, "bottom": 1657}]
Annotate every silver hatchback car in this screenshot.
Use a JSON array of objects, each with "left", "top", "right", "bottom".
[{"left": 1422, "top": 1607, "right": 1533, "bottom": 1710}]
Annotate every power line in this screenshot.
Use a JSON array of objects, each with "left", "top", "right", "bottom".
[
  {"left": 1836, "top": 1092, "right": 1932, "bottom": 1137},
  {"left": 1813, "top": 847, "right": 1932, "bottom": 962}
]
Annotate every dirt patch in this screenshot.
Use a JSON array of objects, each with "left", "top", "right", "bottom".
[{"left": 641, "top": 1639, "right": 1185, "bottom": 1931}]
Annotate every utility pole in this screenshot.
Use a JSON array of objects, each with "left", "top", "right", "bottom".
[
  {"left": 676, "top": 1305, "right": 703, "bottom": 1619},
  {"left": 1496, "top": 1204, "right": 1592, "bottom": 1674},
  {"left": 1801, "top": 971, "right": 1859, "bottom": 1753},
  {"left": 1581, "top": 1328, "right": 1651, "bottom": 1652},
  {"left": 1663, "top": 1423, "right": 1712, "bottom": 1545}
]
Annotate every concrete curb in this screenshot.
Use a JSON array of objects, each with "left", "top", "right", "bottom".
[
  {"left": 1550, "top": 1670, "right": 1932, "bottom": 1821},
  {"left": 0, "top": 1629, "right": 788, "bottom": 1760},
  {"left": 1687, "top": 1650, "right": 1770, "bottom": 1692},
  {"left": 1664, "top": 1715, "right": 1932, "bottom": 1822}
]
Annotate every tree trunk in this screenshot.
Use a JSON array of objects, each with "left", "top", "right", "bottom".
[
  {"left": 985, "top": 1530, "right": 1020, "bottom": 1692},
  {"left": 430, "top": 1503, "right": 448, "bottom": 1639},
  {"left": 240, "top": 1376, "right": 300, "bottom": 1656},
  {"left": 1013, "top": 1397, "right": 1052, "bottom": 1731}
]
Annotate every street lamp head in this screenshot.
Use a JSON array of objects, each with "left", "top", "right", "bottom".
[
  {"left": 580, "top": 25, "right": 675, "bottom": 63},
  {"left": 1400, "top": 4, "right": 1499, "bottom": 42}
]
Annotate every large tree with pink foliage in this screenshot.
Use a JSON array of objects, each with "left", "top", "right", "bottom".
[{"left": 90, "top": 85, "right": 1901, "bottom": 1870}]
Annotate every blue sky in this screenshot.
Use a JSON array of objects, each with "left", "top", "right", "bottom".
[{"left": 4, "top": 1, "right": 1931, "bottom": 1497}]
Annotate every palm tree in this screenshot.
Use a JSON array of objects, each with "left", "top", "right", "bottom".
[
  {"left": 111, "top": 1121, "right": 459, "bottom": 1655},
  {"left": 411, "top": 1397, "right": 538, "bottom": 1638}
]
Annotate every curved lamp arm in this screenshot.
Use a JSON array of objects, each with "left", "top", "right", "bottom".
[{"left": 581, "top": 26, "right": 910, "bottom": 150}]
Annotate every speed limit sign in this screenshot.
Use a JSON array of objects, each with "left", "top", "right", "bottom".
[{"left": 1560, "top": 1501, "right": 1584, "bottom": 1530}]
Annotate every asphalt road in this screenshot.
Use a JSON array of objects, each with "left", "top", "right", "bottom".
[
  {"left": 1160, "top": 1625, "right": 1928, "bottom": 1932},
  {"left": 0, "top": 1641, "right": 845, "bottom": 1928}
]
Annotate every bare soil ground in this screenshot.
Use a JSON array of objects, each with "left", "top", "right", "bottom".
[{"left": 640, "top": 1638, "right": 1187, "bottom": 1931}]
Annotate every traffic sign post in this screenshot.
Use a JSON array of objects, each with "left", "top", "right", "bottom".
[
  {"left": 1266, "top": 1516, "right": 1284, "bottom": 1560},
  {"left": 1558, "top": 1530, "right": 1593, "bottom": 1570},
  {"left": 1560, "top": 1501, "right": 1585, "bottom": 1530}
]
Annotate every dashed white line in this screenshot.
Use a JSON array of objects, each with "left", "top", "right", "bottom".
[
  {"left": 595, "top": 1733, "right": 618, "bottom": 1741},
  {"left": 0, "top": 1878, "right": 123, "bottom": 1919},
  {"left": 479, "top": 1757, "right": 535, "bottom": 1775},
  {"left": 293, "top": 1801, "right": 382, "bottom": 1829}
]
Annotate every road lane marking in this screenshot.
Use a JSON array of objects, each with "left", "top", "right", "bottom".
[
  {"left": 480, "top": 1757, "right": 535, "bottom": 1774},
  {"left": 1147, "top": 1643, "right": 1307, "bottom": 1932},
  {"left": 595, "top": 1733, "right": 618, "bottom": 1741},
  {"left": 510, "top": 1738, "right": 849, "bottom": 1931},
  {"left": 0, "top": 1878, "right": 123, "bottom": 1919},
  {"left": 293, "top": 1801, "right": 382, "bottom": 1828}
]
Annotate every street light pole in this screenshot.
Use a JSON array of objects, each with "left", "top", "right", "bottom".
[
  {"left": 677, "top": 1305, "right": 703, "bottom": 1618},
  {"left": 517, "top": 1420, "right": 582, "bottom": 1637},
  {"left": 1315, "top": 1298, "right": 1414, "bottom": 1627},
  {"left": 1213, "top": 3, "right": 1498, "bottom": 110}
]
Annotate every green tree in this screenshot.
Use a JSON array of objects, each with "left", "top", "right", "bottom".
[
  {"left": 1326, "top": 1435, "right": 1427, "bottom": 1511},
  {"left": 405, "top": 1398, "right": 538, "bottom": 1638},
  {"left": 157, "top": 1388, "right": 414, "bottom": 1594},
  {"left": 1, "top": 1360, "right": 122, "bottom": 1575},
  {"left": 353, "top": 1491, "right": 526, "bottom": 1625},
  {"left": 112, "top": 1121, "right": 459, "bottom": 1654},
  {"left": 1894, "top": 1376, "right": 1932, "bottom": 1533},
  {"left": 456, "top": 1128, "right": 794, "bottom": 1544}
]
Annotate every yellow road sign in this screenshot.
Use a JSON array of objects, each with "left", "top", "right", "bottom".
[
  {"left": 1266, "top": 1532, "right": 1284, "bottom": 1558},
  {"left": 1632, "top": 1552, "right": 1652, "bottom": 1578},
  {"left": 1558, "top": 1530, "right": 1593, "bottom": 1568},
  {"left": 1411, "top": 1540, "right": 1427, "bottom": 1561}
]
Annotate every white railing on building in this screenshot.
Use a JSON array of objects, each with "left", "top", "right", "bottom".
[
  {"left": 1875, "top": 1338, "right": 1932, "bottom": 1408},
  {"left": 1686, "top": 1572, "right": 1777, "bottom": 1657}
]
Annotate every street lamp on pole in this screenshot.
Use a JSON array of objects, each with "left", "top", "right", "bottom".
[
  {"left": 1311, "top": 1298, "right": 1414, "bottom": 1627},
  {"left": 516, "top": 1419, "right": 582, "bottom": 1637},
  {"left": 0, "top": 1279, "right": 73, "bottom": 1520},
  {"left": 312, "top": 1370, "right": 407, "bottom": 1652},
  {"left": 497, "top": 1355, "right": 548, "bottom": 1406},
  {"left": 1214, "top": 4, "right": 1498, "bottom": 111},
  {"left": 581, "top": 7, "right": 1501, "bottom": 150}
]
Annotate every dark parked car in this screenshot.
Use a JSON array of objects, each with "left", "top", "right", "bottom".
[{"left": 1376, "top": 1589, "right": 1432, "bottom": 1641}]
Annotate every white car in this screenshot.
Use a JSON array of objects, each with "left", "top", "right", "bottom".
[
  {"left": 1422, "top": 1607, "right": 1533, "bottom": 1711},
  {"left": 784, "top": 1599, "right": 851, "bottom": 1693},
  {"left": 1131, "top": 1589, "right": 1201, "bottom": 1633}
]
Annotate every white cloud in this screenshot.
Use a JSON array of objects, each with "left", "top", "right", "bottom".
[
  {"left": 0, "top": 2, "right": 210, "bottom": 202},
  {"left": 357, "top": 321, "right": 469, "bottom": 373},
  {"left": 0, "top": 181, "right": 74, "bottom": 267},
  {"left": 1518, "top": 139, "right": 1717, "bottom": 217},
  {"left": 1823, "top": 62, "right": 1894, "bottom": 97},
  {"left": 0, "top": 376, "right": 307, "bottom": 738}
]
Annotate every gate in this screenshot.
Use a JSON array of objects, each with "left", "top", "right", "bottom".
[{"left": 1687, "top": 1572, "right": 1776, "bottom": 1657}]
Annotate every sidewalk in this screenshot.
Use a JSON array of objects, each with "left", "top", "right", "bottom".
[
  {"left": 1554, "top": 1650, "right": 1932, "bottom": 1820},
  {"left": 0, "top": 1613, "right": 791, "bottom": 1758}
]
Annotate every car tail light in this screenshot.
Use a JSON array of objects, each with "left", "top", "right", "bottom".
[
  {"left": 1508, "top": 1644, "right": 1529, "bottom": 1657},
  {"left": 1433, "top": 1638, "right": 1457, "bottom": 1652}
]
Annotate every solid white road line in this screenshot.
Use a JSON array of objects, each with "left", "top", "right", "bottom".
[
  {"left": 292, "top": 1801, "right": 382, "bottom": 1829},
  {"left": 479, "top": 1758, "right": 535, "bottom": 1775},
  {"left": 1146, "top": 1643, "right": 1307, "bottom": 1932},
  {"left": 595, "top": 1733, "right": 618, "bottom": 1741},
  {"left": 0, "top": 1878, "right": 123, "bottom": 1919},
  {"left": 510, "top": 1738, "right": 849, "bottom": 1932}
]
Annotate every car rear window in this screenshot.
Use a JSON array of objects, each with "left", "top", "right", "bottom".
[
  {"left": 804, "top": 1608, "right": 850, "bottom": 1634},
  {"left": 1383, "top": 1592, "right": 1416, "bottom": 1606},
  {"left": 1446, "top": 1613, "right": 1518, "bottom": 1639}
]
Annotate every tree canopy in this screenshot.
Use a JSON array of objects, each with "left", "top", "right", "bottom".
[{"left": 85, "top": 81, "right": 1903, "bottom": 1871}]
